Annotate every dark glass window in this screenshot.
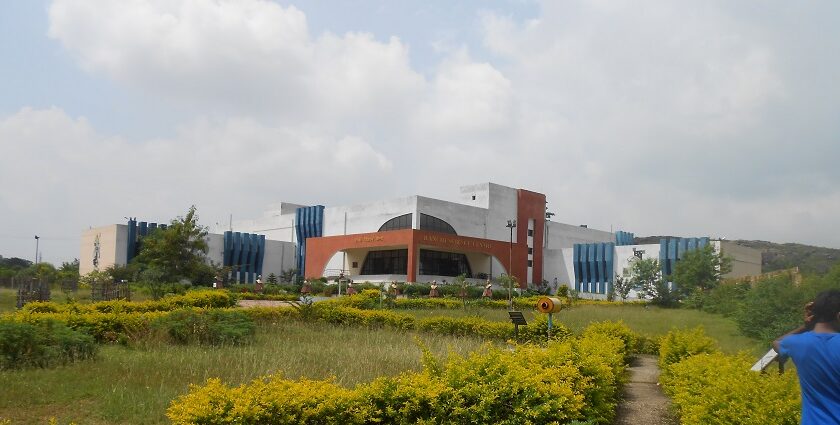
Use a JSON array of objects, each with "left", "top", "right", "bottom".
[
  {"left": 419, "top": 249, "right": 472, "bottom": 277},
  {"left": 419, "top": 213, "right": 457, "bottom": 235},
  {"left": 379, "top": 214, "right": 412, "bottom": 232},
  {"left": 360, "top": 249, "right": 408, "bottom": 275},
  {"left": 527, "top": 229, "right": 534, "bottom": 237},
  {"left": 528, "top": 247, "right": 533, "bottom": 255},
  {"left": 527, "top": 260, "right": 533, "bottom": 267}
]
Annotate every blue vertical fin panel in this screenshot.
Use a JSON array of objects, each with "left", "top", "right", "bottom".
[
  {"left": 257, "top": 235, "right": 266, "bottom": 277},
  {"left": 588, "top": 243, "right": 598, "bottom": 293},
  {"left": 667, "top": 238, "right": 678, "bottom": 276},
  {"left": 126, "top": 219, "right": 137, "bottom": 262},
  {"left": 573, "top": 244, "right": 582, "bottom": 292},
  {"left": 592, "top": 243, "right": 604, "bottom": 294},
  {"left": 581, "top": 244, "right": 588, "bottom": 292},
  {"left": 249, "top": 233, "right": 259, "bottom": 282},
  {"left": 232, "top": 232, "right": 242, "bottom": 283},
  {"left": 148, "top": 223, "right": 157, "bottom": 233},
  {"left": 139, "top": 221, "right": 148, "bottom": 237},
  {"left": 295, "top": 206, "right": 325, "bottom": 278},
  {"left": 659, "top": 238, "right": 668, "bottom": 277},
  {"left": 686, "top": 238, "right": 697, "bottom": 255},
  {"left": 241, "top": 233, "right": 251, "bottom": 283},
  {"left": 223, "top": 231, "right": 232, "bottom": 267},
  {"left": 580, "top": 244, "right": 589, "bottom": 292},
  {"left": 678, "top": 238, "right": 688, "bottom": 260},
  {"left": 605, "top": 243, "right": 615, "bottom": 295}
]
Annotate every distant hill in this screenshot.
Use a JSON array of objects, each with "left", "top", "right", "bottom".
[{"left": 634, "top": 236, "right": 840, "bottom": 275}]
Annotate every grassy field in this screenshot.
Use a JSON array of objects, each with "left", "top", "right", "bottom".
[
  {"left": 402, "top": 303, "right": 764, "bottom": 354},
  {"left": 0, "top": 321, "right": 486, "bottom": 425}
]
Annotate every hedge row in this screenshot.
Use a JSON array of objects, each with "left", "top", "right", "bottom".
[
  {"left": 3, "top": 307, "right": 253, "bottom": 344},
  {"left": 0, "top": 320, "right": 97, "bottom": 369},
  {"left": 658, "top": 328, "right": 800, "bottom": 424},
  {"left": 167, "top": 326, "right": 629, "bottom": 424},
  {"left": 18, "top": 290, "right": 236, "bottom": 314},
  {"left": 327, "top": 289, "right": 545, "bottom": 311}
]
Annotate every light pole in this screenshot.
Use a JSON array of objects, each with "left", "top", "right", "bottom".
[
  {"left": 506, "top": 219, "right": 517, "bottom": 309},
  {"left": 34, "top": 235, "right": 40, "bottom": 264}
]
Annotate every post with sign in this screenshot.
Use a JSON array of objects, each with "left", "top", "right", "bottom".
[
  {"left": 508, "top": 311, "right": 528, "bottom": 342},
  {"left": 536, "top": 297, "right": 563, "bottom": 338}
]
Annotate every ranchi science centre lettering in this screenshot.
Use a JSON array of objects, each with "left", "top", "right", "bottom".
[{"left": 422, "top": 235, "right": 492, "bottom": 249}]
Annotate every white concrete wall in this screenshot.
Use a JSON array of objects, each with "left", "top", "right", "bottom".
[
  {"left": 718, "top": 240, "right": 762, "bottom": 278},
  {"left": 80, "top": 224, "right": 127, "bottom": 275},
  {"left": 322, "top": 196, "right": 416, "bottom": 237},
  {"left": 217, "top": 213, "right": 297, "bottom": 243},
  {"left": 263, "top": 240, "right": 296, "bottom": 278},
  {"left": 205, "top": 234, "right": 225, "bottom": 266},
  {"left": 456, "top": 182, "right": 520, "bottom": 242},
  {"left": 416, "top": 196, "right": 488, "bottom": 238},
  {"left": 544, "top": 221, "right": 614, "bottom": 249}
]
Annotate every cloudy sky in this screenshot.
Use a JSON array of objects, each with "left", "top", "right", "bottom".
[{"left": 2, "top": 0, "right": 839, "bottom": 264}]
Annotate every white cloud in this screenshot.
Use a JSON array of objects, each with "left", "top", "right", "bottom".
[
  {"left": 47, "top": 0, "right": 425, "bottom": 124},
  {"left": 0, "top": 107, "right": 394, "bottom": 262},
  {"left": 6, "top": 0, "right": 838, "bottom": 264}
]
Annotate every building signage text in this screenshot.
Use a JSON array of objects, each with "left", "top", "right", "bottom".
[
  {"left": 354, "top": 235, "right": 385, "bottom": 243},
  {"left": 422, "top": 234, "right": 492, "bottom": 249}
]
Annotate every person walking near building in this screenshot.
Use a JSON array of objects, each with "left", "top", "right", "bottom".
[
  {"left": 773, "top": 290, "right": 840, "bottom": 424},
  {"left": 482, "top": 280, "right": 493, "bottom": 299}
]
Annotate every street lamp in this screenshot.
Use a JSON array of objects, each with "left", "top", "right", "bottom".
[
  {"left": 506, "top": 219, "right": 517, "bottom": 309},
  {"left": 34, "top": 235, "right": 40, "bottom": 264}
]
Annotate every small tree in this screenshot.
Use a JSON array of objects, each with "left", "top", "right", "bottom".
[
  {"left": 139, "top": 267, "right": 166, "bottom": 300},
  {"left": 133, "top": 206, "right": 209, "bottom": 284},
  {"left": 453, "top": 274, "right": 468, "bottom": 310},
  {"left": 497, "top": 274, "right": 518, "bottom": 309},
  {"left": 627, "top": 257, "right": 678, "bottom": 307},
  {"left": 673, "top": 244, "right": 733, "bottom": 301},
  {"left": 613, "top": 272, "right": 633, "bottom": 302},
  {"left": 267, "top": 273, "right": 278, "bottom": 284}
]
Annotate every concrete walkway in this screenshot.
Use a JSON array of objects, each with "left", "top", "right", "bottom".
[{"left": 615, "top": 355, "right": 674, "bottom": 425}]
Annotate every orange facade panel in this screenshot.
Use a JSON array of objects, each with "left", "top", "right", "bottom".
[{"left": 304, "top": 229, "right": 528, "bottom": 286}]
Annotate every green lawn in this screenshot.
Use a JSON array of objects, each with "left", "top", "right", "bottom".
[{"left": 0, "top": 321, "right": 486, "bottom": 425}]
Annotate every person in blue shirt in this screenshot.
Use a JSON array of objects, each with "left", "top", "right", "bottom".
[{"left": 773, "top": 289, "right": 840, "bottom": 424}]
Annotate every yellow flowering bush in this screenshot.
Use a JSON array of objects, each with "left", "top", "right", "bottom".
[
  {"left": 581, "top": 321, "right": 639, "bottom": 364},
  {"left": 658, "top": 326, "right": 720, "bottom": 368},
  {"left": 4, "top": 309, "right": 167, "bottom": 342},
  {"left": 661, "top": 352, "right": 800, "bottom": 424},
  {"left": 168, "top": 333, "right": 629, "bottom": 424}
]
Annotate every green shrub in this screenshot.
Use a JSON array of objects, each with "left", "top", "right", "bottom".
[
  {"left": 153, "top": 309, "right": 256, "bottom": 345},
  {"left": 658, "top": 327, "right": 720, "bottom": 369},
  {"left": 0, "top": 320, "right": 96, "bottom": 369}
]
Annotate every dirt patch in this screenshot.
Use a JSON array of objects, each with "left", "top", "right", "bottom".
[
  {"left": 236, "top": 300, "right": 296, "bottom": 308},
  {"left": 615, "top": 354, "right": 675, "bottom": 425}
]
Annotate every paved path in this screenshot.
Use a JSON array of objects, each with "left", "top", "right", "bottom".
[{"left": 615, "top": 355, "right": 674, "bottom": 425}]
